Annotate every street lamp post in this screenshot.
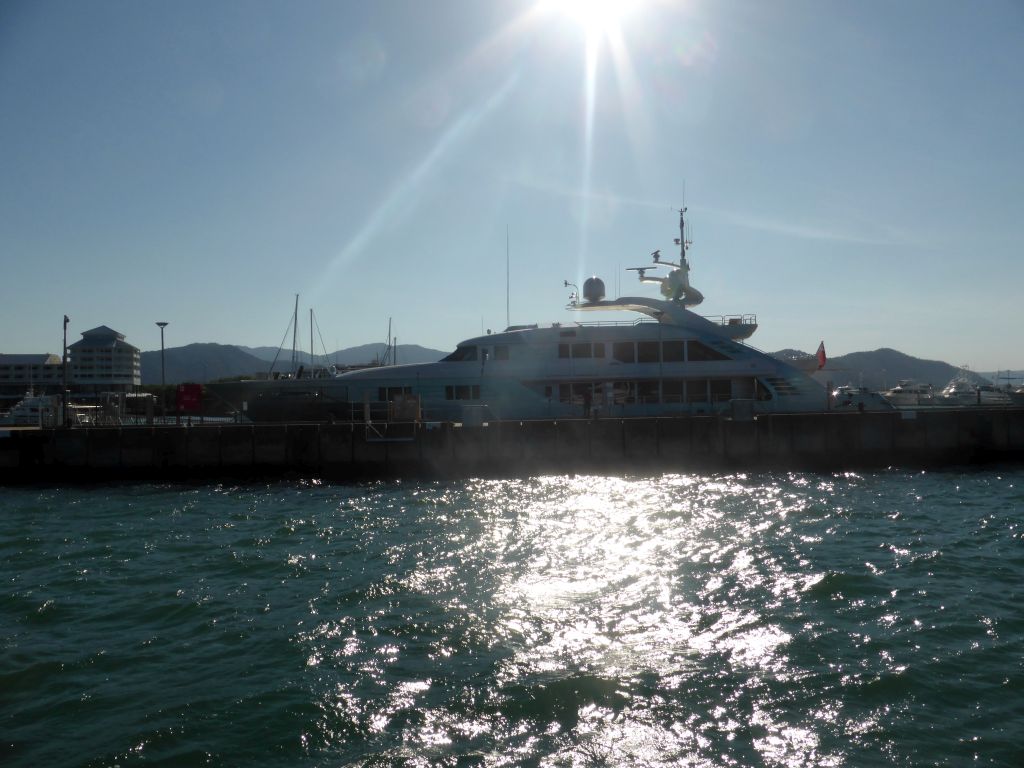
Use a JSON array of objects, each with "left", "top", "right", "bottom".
[
  {"left": 62, "top": 314, "right": 70, "bottom": 427},
  {"left": 156, "top": 322, "right": 168, "bottom": 422}
]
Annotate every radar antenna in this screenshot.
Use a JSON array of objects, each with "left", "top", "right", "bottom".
[
  {"left": 563, "top": 279, "right": 579, "bottom": 306},
  {"left": 625, "top": 206, "right": 704, "bottom": 307},
  {"left": 679, "top": 206, "right": 693, "bottom": 269}
]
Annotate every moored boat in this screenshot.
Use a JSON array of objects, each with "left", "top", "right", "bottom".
[
  {"left": 881, "top": 380, "right": 936, "bottom": 407},
  {"left": 938, "top": 376, "right": 1014, "bottom": 406},
  {"left": 831, "top": 385, "right": 894, "bottom": 411},
  {"left": 0, "top": 393, "right": 59, "bottom": 427},
  {"left": 213, "top": 208, "right": 835, "bottom": 422}
]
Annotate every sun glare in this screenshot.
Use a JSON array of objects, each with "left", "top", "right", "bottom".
[{"left": 539, "top": 0, "right": 640, "bottom": 42}]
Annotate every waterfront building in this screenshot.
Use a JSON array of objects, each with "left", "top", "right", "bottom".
[
  {"left": 68, "top": 326, "right": 141, "bottom": 393},
  {"left": 0, "top": 353, "right": 65, "bottom": 406}
]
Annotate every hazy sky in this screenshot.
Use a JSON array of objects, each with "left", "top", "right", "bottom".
[{"left": 2, "top": 0, "right": 1022, "bottom": 369}]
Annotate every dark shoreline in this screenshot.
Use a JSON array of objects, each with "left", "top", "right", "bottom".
[{"left": 3, "top": 407, "right": 1024, "bottom": 485}]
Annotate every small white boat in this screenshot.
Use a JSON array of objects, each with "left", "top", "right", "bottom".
[
  {"left": 1012, "top": 386, "right": 1024, "bottom": 406},
  {"left": 0, "top": 393, "right": 58, "bottom": 426},
  {"left": 881, "top": 380, "right": 936, "bottom": 406},
  {"left": 938, "top": 377, "right": 1013, "bottom": 406},
  {"left": 831, "top": 385, "right": 894, "bottom": 411}
]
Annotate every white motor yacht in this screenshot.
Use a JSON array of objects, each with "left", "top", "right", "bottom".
[
  {"left": 222, "top": 209, "right": 832, "bottom": 422},
  {"left": 881, "top": 380, "right": 936, "bottom": 407},
  {"left": 0, "top": 393, "right": 58, "bottom": 426},
  {"left": 938, "top": 376, "right": 1013, "bottom": 406},
  {"left": 831, "top": 385, "right": 894, "bottom": 411},
  {"left": 1012, "top": 385, "right": 1024, "bottom": 406}
]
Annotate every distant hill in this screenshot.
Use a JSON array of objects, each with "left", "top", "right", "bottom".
[
  {"left": 772, "top": 347, "right": 991, "bottom": 391},
  {"left": 140, "top": 343, "right": 266, "bottom": 385},
  {"left": 140, "top": 341, "right": 1001, "bottom": 390},
  {"left": 141, "top": 342, "right": 447, "bottom": 385},
  {"left": 238, "top": 343, "right": 446, "bottom": 367},
  {"left": 772, "top": 349, "right": 813, "bottom": 363}
]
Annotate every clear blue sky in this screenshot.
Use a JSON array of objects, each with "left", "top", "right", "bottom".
[{"left": 2, "top": 0, "right": 1022, "bottom": 369}]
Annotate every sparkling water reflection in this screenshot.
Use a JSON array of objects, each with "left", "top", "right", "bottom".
[{"left": 2, "top": 470, "right": 1022, "bottom": 766}]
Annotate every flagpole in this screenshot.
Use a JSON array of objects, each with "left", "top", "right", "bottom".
[{"left": 62, "top": 315, "right": 69, "bottom": 427}]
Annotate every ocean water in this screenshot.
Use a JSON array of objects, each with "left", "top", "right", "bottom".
[{"left": 2, "top": 469, "right": 1023, "bottom": 767}]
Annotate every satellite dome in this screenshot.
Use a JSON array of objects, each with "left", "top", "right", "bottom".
[{"left": 582, "top": 276, "right": 606, "bottom": 303}]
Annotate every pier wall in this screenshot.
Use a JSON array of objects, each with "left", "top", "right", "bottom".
[{"left": 2, "top": 408, "right": 1023, "bottom": 484}]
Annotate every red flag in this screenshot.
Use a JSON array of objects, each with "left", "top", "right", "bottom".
[{"left": 816, "top": 341, "right": 827, "bottom": 369}]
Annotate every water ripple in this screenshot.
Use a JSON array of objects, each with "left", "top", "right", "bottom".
[{"left": 1, "top": 469, "right": 1022, "bottom": 766}]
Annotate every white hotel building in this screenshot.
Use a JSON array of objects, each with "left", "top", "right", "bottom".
[
  {"left": 0, "top": 326, "right": 141, "bottom": 405},
  {"left": 68, "top": 326, "right": 141, "bottom": 392}
]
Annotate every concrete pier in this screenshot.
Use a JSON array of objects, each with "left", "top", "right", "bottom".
[{"left": 2, "top": 408, "right": 1023, "bottom": 484}]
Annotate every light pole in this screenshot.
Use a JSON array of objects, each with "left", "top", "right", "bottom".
[
  {"left": 156, "top": 322, "right": 168, "bottom": 422},
  {"left": 62, "top": 314, "right": 70, "bottom": 427}
]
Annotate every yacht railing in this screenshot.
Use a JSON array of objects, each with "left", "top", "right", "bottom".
[
  {"left": 705, "top": 314, "right": 757, "bottom": 327},
  {"left": 572, "top": 318, "right": 654, "bottom": 327},
  {"left": 572, "top": 314, "right": 756, "bottom": 328}
]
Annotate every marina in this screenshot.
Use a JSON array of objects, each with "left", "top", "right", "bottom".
[{"left": 5, "top": 209, "right": 1023, "bottom": 484}]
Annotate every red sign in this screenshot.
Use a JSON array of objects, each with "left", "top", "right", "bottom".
[{"left": 176, "top": 383, "right": 203, "bottom": 413}]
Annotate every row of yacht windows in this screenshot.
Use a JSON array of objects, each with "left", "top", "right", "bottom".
[
  {"left": 443, "top": 340, "right": 731, "bottom": 364},
  {"left": 376, "top": 377, "right": 773, "bottom": 404},
  {"left": 558, "top": 339, "right": 729, "bottom": 363},
  {"left": 547, "top": 378, "right": 772, "bottom": 405},
  {"left": 380, "top": 384, "right": 482, "bottom": 402}
]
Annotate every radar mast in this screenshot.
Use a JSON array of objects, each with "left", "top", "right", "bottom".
[{"left": 626, "top": 206, "right": 704, "bottom": 307}]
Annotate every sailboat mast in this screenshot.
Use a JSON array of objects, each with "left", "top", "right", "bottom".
[
  {"left": 310, "top": 308, "right": 314, "bottom": 376},
  {"left": 290, "top": 294, "right": 299, "bottom": 376}
]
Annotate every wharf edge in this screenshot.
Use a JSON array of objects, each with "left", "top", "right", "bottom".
[{"left": 2, "top": 408, "right": 1023, "bottom": 484}]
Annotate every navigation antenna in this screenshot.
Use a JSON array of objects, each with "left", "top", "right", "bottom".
[{"left": 676, "top": 207, "right": 694, "bottom": 275}]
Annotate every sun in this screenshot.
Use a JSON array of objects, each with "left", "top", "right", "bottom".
[{"left": 538, "top": 0, "right": 641, "bottom": 42}]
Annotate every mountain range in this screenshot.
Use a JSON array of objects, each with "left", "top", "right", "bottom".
[
  {"left": 139, "top": 343, "right": 446, "bottom": 385},
  {"left": 783, "top": 348, "right": 1010, "bottom": 391},
  {"left": 139, "top": 342, "right": 1017, "bottom": 390},
  {"left": 236, "top": 343, "right": 445, "bottom": 367}
]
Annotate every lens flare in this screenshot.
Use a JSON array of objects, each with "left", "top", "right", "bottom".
[{"left": 539, "top": 0, "right": 642, "bottom": 43}]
